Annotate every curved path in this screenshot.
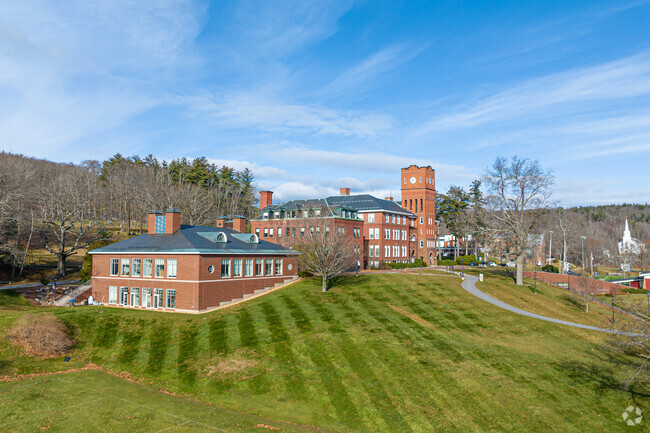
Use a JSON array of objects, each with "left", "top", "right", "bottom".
[{"left": 460, "top": 274, "right": 624, "bottom": 334}]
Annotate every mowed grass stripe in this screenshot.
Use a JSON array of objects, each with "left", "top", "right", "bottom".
[
  {"left": 335, "top": 337, "right": 414, "bottom": 433},
  {"left": 258, "top": 300, "right": 308, "bottom": 399},
  {"left": 279, "top": 294, "right": 314, "bottom": 333},
  {"left": 146, "top": 322, "right": 171, "bottom": 373},
  {"left": 304, "top": 340, "right": 366, "bottom": 431},
  {"left": 117, "top": 319, "right": 144, "bottom": 365},
  {"left": 208, "top": 317, "right": 229, "bottom": 354},
  {"left": 176, "top": 323, "right": 198, "bottom": 386},
  {"left": 337, "top": 284, "right": 502, "bottom": 430}
]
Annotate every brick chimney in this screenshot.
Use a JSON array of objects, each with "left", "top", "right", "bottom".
[
  {"left": 216, "top": 216, "right": 227, "bottom": 228},
  {"left": 384, "top": 196, "right": 393, "bottom": 201},
  {"left": 148, "top": 210, "right": 163, "bottom": 235},
  {"left": 165, "top": 209, "right": 181, "bottom": 234},
  {"left": 340, "top": 187, "right": 350, "bottom": 196},
  {"left": 260, "top": 191, "right": 273, "bottom": 209},
  {"left": 232, "top": 216, "right": 247, "bottom": 233}
]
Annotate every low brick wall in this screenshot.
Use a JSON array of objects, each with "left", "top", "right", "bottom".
[{"left": 523, "top": 271, "right": 629, "bottom": 295}]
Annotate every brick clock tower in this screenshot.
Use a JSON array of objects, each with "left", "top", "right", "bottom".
[{"left": 401, "top": 165, "right": 437, "bottom": 265}]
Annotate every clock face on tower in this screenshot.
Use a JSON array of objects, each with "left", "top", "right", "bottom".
[{"left": 409, "top": 176, "right": 416, "bottom": 184}]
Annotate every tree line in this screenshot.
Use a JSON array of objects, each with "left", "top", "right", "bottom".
[
  {"left": 436, "top": 156, "right": 649, "bottom": 284},
  {"left": 0, "top": 152, "right": 257, "bottom": 278}
]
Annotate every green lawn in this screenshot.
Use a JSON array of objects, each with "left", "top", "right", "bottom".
[
  {"left": 1, "top": 273, "right": 647, "bottom": 432},
  {"left": 473, "top": 272, "right": 624, "bottom": 328}
]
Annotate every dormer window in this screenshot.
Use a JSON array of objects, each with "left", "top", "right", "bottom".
[
  {"left": 216, "top": 232, "right": 227, "bottom": 243},
  {"left": 249, "top": 234, "right": 259, "bottom": 244}
]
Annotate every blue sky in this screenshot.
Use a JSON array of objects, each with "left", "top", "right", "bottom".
[{"left": 1, "top": 1, "right": 649, "bottom": 205}]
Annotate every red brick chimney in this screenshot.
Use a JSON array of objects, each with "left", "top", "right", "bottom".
[
  {"left": 340, "top": 187, "right": 350, "bottom": 196},
  {"left": 260, "top": 191, "right": 273, "bottom": 209},
  {"left": 216, "top": 216, "right": 227, "bottom": 228},
  {"left": 384, "top": 196, "right": 393, "bottom": 201},
  {"left": 148, "top": 210, "right": 163, "bottom": 235},
  {"left": 165, "top": 209, "right": 181, "bottom": 234},
  {"left": 232, "top": 216, "right": 247, "bottom": 233}
]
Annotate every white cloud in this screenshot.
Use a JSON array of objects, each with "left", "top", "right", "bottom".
[
  {"left": 183, "top": 93, "right": 394, "bottom": 137},
  {"left": 414, "top": 51, "right": 650, "bottom": 135},
  {"left": 326, "top": 43, "right": 425, "bottom": 94},
  {"left": 0, "top": 1, "right": 206, "bottom": 157}
]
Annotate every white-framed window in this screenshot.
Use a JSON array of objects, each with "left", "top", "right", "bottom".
[
  {"left": 143, "top": 259, "right": 152, "bottom": 277},
  {"left": 265, "top": 259, "right": 273, "bottom": 275},
  {"left": 385, "top": 214, "right": 390, "bottom": 224},
  {"left": 420, "top": 217, "right": 424, "bottom": 224},
  {"left": 263, "top": 228, "right": 268, "bottom": 237},
  {"left": 393, "top": 246, "right": 399, "bottom": 257},
  {"left": 369, "top": 229, "right": 374, "bottom": 239},
  {"left": 167, "top": 259, "right": 177, "bottom": 278},
  {"left": 155, "top": 259, "right": 165, "bottom": 278},
  {"left": 275, "top": 259, "right": 283, "bottom": 275},
  {"left": 233, "top": 259, "right": 242, "bottom": 277},
  {"left": 374, "top": 228, "right": 379, "bottom": 239},
  {"left": 402, "top": 246, "right": 407, "bottom": 257},
  {"left": 278, "top": 228, "right": 282, "bottom": 237},
  {"left": 120, "top": 258, "right": 130, "bottom": 276},
  {"left": 108, "top": 286, "right": 117, "bottom": 304},
  {"left": 393, "top": 229, "right": 399, "bottom": 239},
  {"left": 221, "top": 259, "right": 231, "bottom": 278},
  {"left": 142, "top": 288, "right": 151, "bottom": 308},
  {"left": 392, "top": 215, "right": 396, "bottom": 224},
  {"left": 269, "top": 228, "right": 274, "bottom": 237},
  {"left": 166, "top": 289, "right": 176, "bottom": 309},
  {"left": 402, "top": 230, "right": 407, "bottom": 240},
  {"left": 132, "top": 258, "right": 141, "bottom": 277},
  {"left": 130, "top": 287, "right": 139, "bottom": 306},
  {"left": 385, "top": 245, "right": 390, "bottom": 258},
  {"left": 369, "top": 246, "right": 374, "bottom": 257},
  {"left": 120, "top": 287, "right": 129, "bottom": 305},
  {"left": 244, "top": 259, "right": 253, "bottom": 277},
  {"left": 255, "top": 228, "right": 260, "bottom": 237},
  {"left": 110, "top": 259, "right": 119, "bottom": 276},
  {"left": 384, "top": 229, "right": 390, "bottom": 240},
  {"left": 420, "top": 240, "right": 424, "bottom": 247},
  {"left": 255, "top": 259, "right": 263, "bottom": 276},
  {"left": 368, "top": 213, "right": 375, "bottom": 223}
]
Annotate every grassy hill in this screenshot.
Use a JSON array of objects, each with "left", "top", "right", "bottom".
[{"left": 0, "top": 273, "right": 647, "bottom": 432}]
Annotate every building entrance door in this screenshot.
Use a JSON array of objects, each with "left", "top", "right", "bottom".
[{"left": 153, "top": 289, "right": 163, "bottom": 308}]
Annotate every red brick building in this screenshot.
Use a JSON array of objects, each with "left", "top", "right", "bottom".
[
  {"left": 89, "top": 209, "right": 298, "bottom": 313},
  {"left": 250, "top": 165, "right": 437, "bottom": 267}
]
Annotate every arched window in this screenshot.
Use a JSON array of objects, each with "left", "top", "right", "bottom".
[
  {"left": 216, "top": 232, "right": 227, "bottom": 243},
  {"left": 249, "top": 234, "right": 259, "bottom": 244}
]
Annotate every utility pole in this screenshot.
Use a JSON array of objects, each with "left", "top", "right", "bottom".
[
  {"left": 562, "top": 228, "right": 568, "bottom": 274},
  {"left": 580, "top": 236, "right": 586, "bottom": 276},
  {"left": 548, "top": 230, "right": 553, "bottom": 266}
]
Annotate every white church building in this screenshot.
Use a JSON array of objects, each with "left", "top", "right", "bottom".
[{"left": 618, "top": 219, "right": 643, "bottom": 256}]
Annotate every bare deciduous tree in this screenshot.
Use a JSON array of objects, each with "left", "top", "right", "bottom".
[
  {"left": 37, "top": 164, "right": 103, "bottom": 277},
  {"left": 295, "top": 221, "right": 356, "bottom": 292},
  {"left": 482, "top": 156, "right": 554, "bottom": 285}
]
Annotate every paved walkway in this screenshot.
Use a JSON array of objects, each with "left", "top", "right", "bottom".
[
  {"left": 459, "top": 274, "right": 626, "bottom": 335},
  {"left": 0, "top": 280, "right": 80, "bottom": 291}
]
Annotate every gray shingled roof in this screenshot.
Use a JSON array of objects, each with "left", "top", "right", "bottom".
[
  {"left": 255, "top": 194, "right": 416, "bottom": 220},
  {"left": 89, "top": 226, "right": 299, "bottom": 255}
]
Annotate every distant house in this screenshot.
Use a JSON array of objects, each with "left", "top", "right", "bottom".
[{"left": 89, "top": 209, "right": 299, "bottom": 313}]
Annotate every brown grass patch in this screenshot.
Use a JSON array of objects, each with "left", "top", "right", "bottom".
[
  {"left": 7, "top": 314, "right": 74, "bottom": 358},
  {"left": 206, "top": 354, "right": 258, "bottom": 376},
  {"left": 388, "top": 304, "right": 434, "bottom": 329}
]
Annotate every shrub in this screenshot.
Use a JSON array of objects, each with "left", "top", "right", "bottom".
[
  {"left": 541, "top": 264, "right": 559, "bottom": 273},
  {"left": 386, "top": 259, "right": 427, "bottom": 269},
  {"left": 298, "top": 270, "right": 314, "bottom": 278},
  {"left": 437, "top": 259, "right": 457, "bottom": 266},
  {"left": 456, "top": 254, "right": 478, "bottom": 265},
  {"left": 7, "top": 314, "right": 74, "bottom": 357}
]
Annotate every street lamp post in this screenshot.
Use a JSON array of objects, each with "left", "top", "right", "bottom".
[
  {"left": 612, "top": 298, "right": 615, "bottom": 325},
  {"left": 580, "top": 236, "right": 586, "bottom": 276},
  {"left": 548, "top": 231, "right": 553, "bottom": 266},
  {"left": 534, "top": 271, "right": 537, "bottom": 294}
]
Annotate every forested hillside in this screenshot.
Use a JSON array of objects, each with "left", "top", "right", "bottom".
[{"left": 0, "top": 152, "right": 256, "bottom": 277}]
